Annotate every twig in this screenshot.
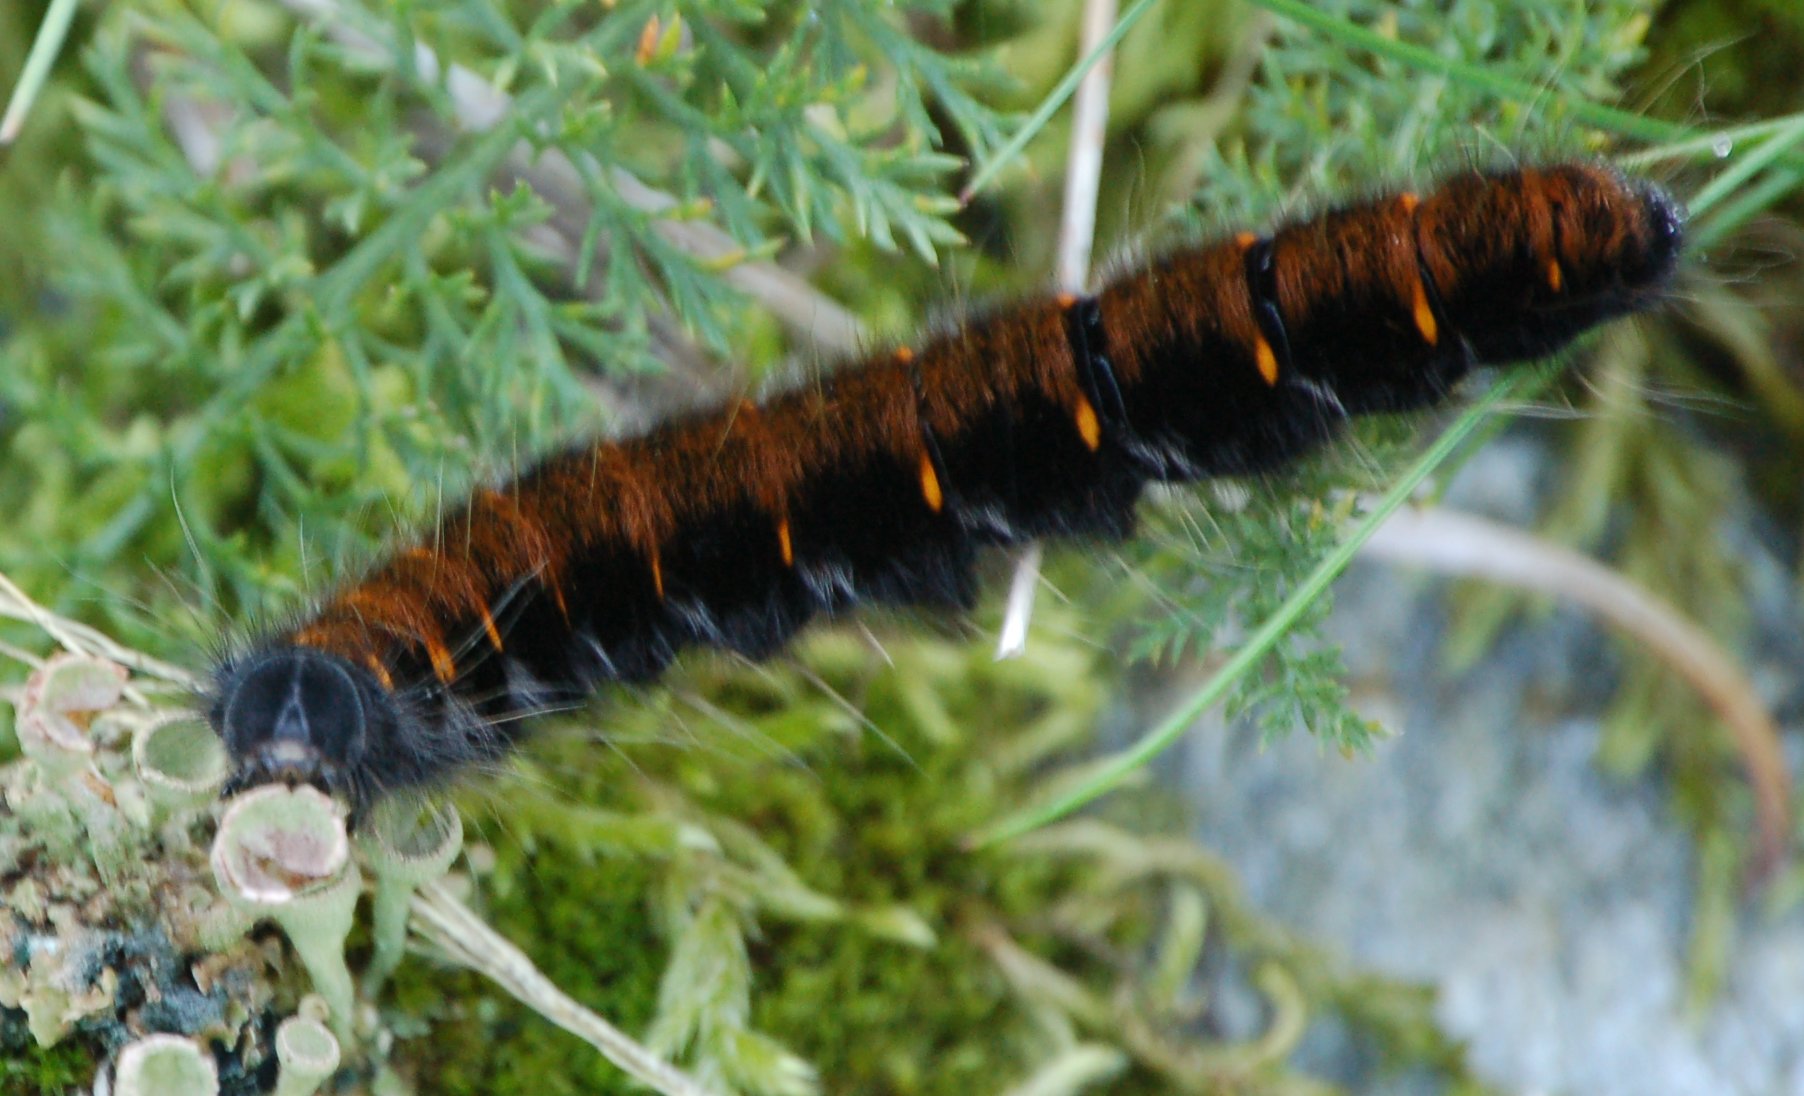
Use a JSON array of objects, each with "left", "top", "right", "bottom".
[
  {"left": 274, "top": 0, "right": 864, "bottom": 356},
  {"left": 960, "top": 0, "right": 1160, "bottom": 203},
  {"left": 998, "top": 0, "right": 1119, "bottom": 661},
  {"left": 1360, "top": 504, "right": 1793, "bottom": 882},
  {"left": 0, "top": 569, "right": 202, "bottom": 693},
  {"left": 410, "top": 881, "right": 721, "bottom": 1096},
  {"left": 1053, "top": 0, "right": 1118, "bottom": 294},
  {"left": 0, "top": 636, "right": 46, "bottom": 670}
]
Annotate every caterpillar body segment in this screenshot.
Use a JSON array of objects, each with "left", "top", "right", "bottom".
[{"left": 209, "top": 163, "right": 1685, "bottom": 811}]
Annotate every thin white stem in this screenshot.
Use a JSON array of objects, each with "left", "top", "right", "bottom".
[
  {"left": 996, "top": 543, "right": 1046, "bottom": 661},
  {"left": 0, "top": 569, "right": 199, "bottom": 692},
  {"left": 1054, "top": 0, "right": 1119, "bottom": 292},
  {"left": 999, "top": 0, "right": 1119, "bottom": 660}
]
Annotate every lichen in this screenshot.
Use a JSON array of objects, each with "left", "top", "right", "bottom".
[{"left": 0, "top": 687, "right": 289, "bottom": 1094}]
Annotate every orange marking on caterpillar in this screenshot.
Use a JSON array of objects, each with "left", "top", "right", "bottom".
[
  {"left": 918, "top": 452, "right": 943, "bottom": 513},
  {"left": 1411, "top": 281, "right": 1439, "bottom": 346},
  {"left": 364, "top": 655, "right": 395, "bottom": 691},
  {"left": 425, "top": 638, "right": 456, "bottom": 685},
  {"left": 1253, "top": 335, "right": 1280, "bottom": 386},
  {"left": 1074, "top": 397, "right": 1102, "bottom": 451},
  {"left": 1547, "top": 259, "right": 1564, "bottom": 292},
  {"left": 777, "top": 518, "right": 794, "bottom": 566},
  {"left": 895, "top": 346, "right": 915, "bottom": 364},
  {"left": 650, "top": 552, "right": 665, "bottom": 599},
  {"left": 1397, "top": 192, "right": 1437, "bottom": 345},
  {"left": 479, "top": 605, "right": 505, "bottom": 652},
  {"left": 549, "top": 582, "right": 570, "bottom": 621},
  {"left": 1054, "top": 292, "right": 1079, "bottom": 310},
  {"left": 1235, "top": 231, "right": 1257, "bottom": 250}
]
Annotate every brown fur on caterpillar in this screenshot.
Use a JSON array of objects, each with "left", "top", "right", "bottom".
[{"left": 208, "top": 162, "right": 1684, "bottom": 812}]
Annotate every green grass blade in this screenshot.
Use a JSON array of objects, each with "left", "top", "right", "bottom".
[
  {"left": 1247, "top": 0, "right": 1804, "bottom": 174},
  {"left": 970, "top": 364, "right": 1557, "bottom": 849},
  {"left": 959, "top": 0, "right": 1161, "bottom": 204}
]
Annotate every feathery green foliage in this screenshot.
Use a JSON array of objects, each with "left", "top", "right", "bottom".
[
  {"left": 0, "top": 0, "right": 993, "bottom": 650},
  {"left": 1104, "top": 0, "right": 1668, "bottom": 758},
  {"left": 2, "top": 0, "right": 1800, "bottom": 1092}
]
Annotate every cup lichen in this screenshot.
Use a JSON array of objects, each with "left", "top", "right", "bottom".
[
  {"left": 209, "top": 785, "right": 361, "bottom": 1043},
  {"left": 133, "top": 712, "right": 230, "bottom": 823},
  {"left": 15, "top": 654, "right": 122, "bottom": 786},
  {"left": 358, "top": 796, "right": 463, "bottom": 995},
  {"left": 113, "top": 1033, "right": 219, "bottom": 1096},
  {"left": 273, "top": 998, "right": 342, "bottom": 1096}
]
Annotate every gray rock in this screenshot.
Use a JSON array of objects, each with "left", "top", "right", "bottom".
[{"left": 1177, "top": 442, "right": 1804, "bottom": 1095}]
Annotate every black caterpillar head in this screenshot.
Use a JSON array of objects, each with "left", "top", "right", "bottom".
[
  {"left": 1546, "top": 164, "right": 1686, "bottom": 301},
  {"left": 210, "top": 646, "right": 396, "bottom": 809},
  {"left": 1417, "top": 164, "right": 1685, "bottom": 365}
]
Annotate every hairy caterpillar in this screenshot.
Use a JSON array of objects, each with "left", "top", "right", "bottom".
[{"left": 208, "top": 163, "right": 1684, "bottom": 812}]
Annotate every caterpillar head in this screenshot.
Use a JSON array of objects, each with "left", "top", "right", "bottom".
[
  {"left": 211, "top": 646, "right": 393, "bottom": 810},
  {"left": 1541, "top": 163, "right": 1686, "bottom": 303},
  {"left": 1416, "top": 164, "right": 1685, "bottom": 364}
]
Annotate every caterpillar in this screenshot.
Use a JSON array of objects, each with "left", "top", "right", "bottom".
[{"left": 208, "top": 163, "right": 1684, "bottom": 813}]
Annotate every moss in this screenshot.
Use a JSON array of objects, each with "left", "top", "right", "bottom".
[
  {"left": 0, "top": 1016, "right": 94, "bottom": 1096},
  {"left": 390, "top": 854, "right": 665, "bottom": 1095},
  {"left": 388, "top": 607, "right": 1423, "bottom": 1092}
]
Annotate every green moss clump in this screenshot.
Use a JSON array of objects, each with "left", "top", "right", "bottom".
[
  {"left": 388, "top": 855, "right": 665, "bottom": 1095},
  {"left": 388, "top": 601, "right": 1475, "bottom": 1094},
  {"left": 0, "top": 1021, "right": 93, "bottom": 1096}
]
